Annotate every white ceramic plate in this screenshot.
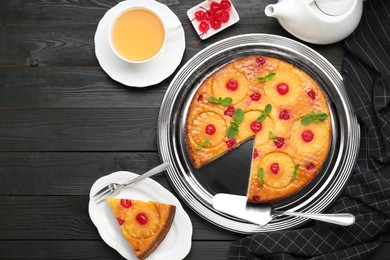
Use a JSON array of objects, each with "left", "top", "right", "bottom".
[
  {"left": 187, "top": 0, "right": 239, "bottom": 40},
  {"left": 88, "top": 171, "right": 192, "bottom": 259},
  {"left": 94, "top": 0, "right": 186, "bottom": 87}
]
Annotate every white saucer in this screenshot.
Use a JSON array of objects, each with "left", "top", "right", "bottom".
[
  {"left": 88, "top": 171, "right": 192, "bottom": 259},
  {"left": 94, "top": 0, "right": 186, "bottom": 87}
]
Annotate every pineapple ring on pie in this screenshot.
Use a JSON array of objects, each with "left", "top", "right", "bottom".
[
  {"left": 259, "top": 152, "right": 294, "bottom": 189},
  {"left": 290, "top": 118, "right": 331, "bottom": 154},
  {"left": 124, "top": 201, "right": 160, "bottom": 239},
  {"left": 211, "top": 64, "right": 249, "bottom": 105},
  {"left": 189, "top": 112, "right": 226, "bottom": 147},
  {"left": 185, "top": 56, "right": 331, "bottom": 203},
  {"left": 106, "top": 198, "right": 176, "bottom": 260},
  {"left": 264, "top": 68, "right": 302, "bottom": 105}
]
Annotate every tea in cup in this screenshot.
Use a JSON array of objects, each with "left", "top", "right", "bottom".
[{"left": 109, "top": 7, "right": 179, "bottom": 63}]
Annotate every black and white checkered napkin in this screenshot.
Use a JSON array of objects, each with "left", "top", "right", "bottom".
[{"left": 229, "top": 0, "right": 390, "bottom": 259}]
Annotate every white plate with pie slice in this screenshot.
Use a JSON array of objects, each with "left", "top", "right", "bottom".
[{"left": 88, "top": 171, "right": 192, "bottom": 260}]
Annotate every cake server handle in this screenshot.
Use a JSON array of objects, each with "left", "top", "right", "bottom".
[{"left": 273, "top": 211, "right": 355, "bottom": 226}]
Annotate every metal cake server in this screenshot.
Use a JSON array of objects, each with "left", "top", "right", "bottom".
[{"left": 212, "top": 193, "right": 355, "bottom": 226}]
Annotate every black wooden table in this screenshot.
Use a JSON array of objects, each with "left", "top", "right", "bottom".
[{"left": 0, "top": 0, "right": 389, "bottom": 259}]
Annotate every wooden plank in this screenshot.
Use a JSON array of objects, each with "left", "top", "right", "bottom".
[
  {"left": 0, "top": 152, "right": 162, "bottom": 195},
  {"left": 0, "top": 0, "right": 280, "bottom": 25},
  {"left": 0, "top": 240, "right": 389, "bottom": 259},
  {"left": 0, "top": 196, "right": 241, "bottom": 241},
  {"left": 0, "top": 24, "right": 344, "bottom": 67},
  {"left": 0, "top": 67, "right": 169, "bottom": 109},
  {"left": 0, "top": 240, "right": 233, "bottom": 259},
  {"left": 0, "top": 109, "right": 158, "bottom": 151}
]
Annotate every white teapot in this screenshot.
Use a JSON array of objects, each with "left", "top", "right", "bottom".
[{"left": 265, "top": 0, "right": 365, "bottom": 44}]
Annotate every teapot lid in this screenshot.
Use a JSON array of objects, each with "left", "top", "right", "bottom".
[{"left": 315, "top": 0, "right": 354, "bottom": 16}]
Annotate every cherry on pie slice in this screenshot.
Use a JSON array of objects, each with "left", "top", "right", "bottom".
[{"left": 106, "top": 198, "right": 176, "bottom": 260}]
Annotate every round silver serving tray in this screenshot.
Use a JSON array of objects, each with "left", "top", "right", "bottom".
[{"left": 158, "top": 34, "right": 360, "bottom": 234}]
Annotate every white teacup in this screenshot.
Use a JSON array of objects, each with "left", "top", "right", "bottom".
[{"left": 108, "top": 5, "right": 181, "bottom": 64}]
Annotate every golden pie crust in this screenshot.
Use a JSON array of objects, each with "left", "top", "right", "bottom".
[
  {"left": 185, "top": 56, "right": 331, "bottom": 203},
  {"left": 106, "top": 198, "right": 176, "bottom": 259}
]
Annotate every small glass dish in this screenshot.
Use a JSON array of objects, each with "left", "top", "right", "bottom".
[{"left": 187, "top": 0, "right": 239, "bottom": 40}]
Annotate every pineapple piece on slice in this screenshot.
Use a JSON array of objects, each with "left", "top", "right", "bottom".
[
  {"left": 189, "top": 111, "right": 227, "bottom": 148},
  {"left": 211, "top": 64, "right": 249, "bottom": 105}
]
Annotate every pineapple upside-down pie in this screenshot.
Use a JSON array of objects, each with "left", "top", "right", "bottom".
[
  {"left": 106, "top": 198, "right": 176, "bottom": 260},
  {"left": 185, "top": 56, "right": 331, "bottom": 203}
]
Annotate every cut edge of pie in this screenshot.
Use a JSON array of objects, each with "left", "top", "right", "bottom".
[{"left": 106, "top": 198, "right": 176, "bottom": 260}]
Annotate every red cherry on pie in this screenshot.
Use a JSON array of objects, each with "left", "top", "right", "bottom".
[
  {"left": 250, "top": 92, "right": 261, "bottom": 101},
  {"left": 226, "top": 79, "right": 238, "bottom": 91},
  {"left": 224, "top": 106, "right": 235, "bottom": 117},
  {"left": 276, "top": 83, "right": 289, "bottom": 95},
  {"left": 279, "top": 110, "right": 290, "bottom": 120},
  {"left": 270, "top": 163, "right": 280, "bottom": 174},
  {"left": 274, "top": 137, "right": 285, "bottom": 148},
  {"left": 301, "top": 130, "right": 314, "bottom": 142},
  {"left": 250, "top": 121, "right": 262, "bottom": 133},
  {"left": 307, "top": 90, "right": 316, "bottom": 100},
  {"left": 136, "top": 213, "right": 148, "bottom": 225},
  {"left": 205, "top": 124, "right": 216, "bottom": 135},
  {"left": 120, "top": 199, "right": 132, "bottom": 208}
]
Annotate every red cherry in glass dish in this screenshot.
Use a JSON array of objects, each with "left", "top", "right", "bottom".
[
  {"left": 301, "top": 130, "right": 314, "bottom": 142},
  {"left": 205, "top": 124, "right": 216, "bottom": 135},
  {"left": 276, "top": 83, "right": 289, "bottom": 95},
  {"left": 187, "top": 0, "right": 240, "bottom": 40},
  {"left": 209, "top": 1, "right": 221, "bottom": 12},
  {"left": 217, "top": 10, "right": 230, "bottom": 23},
  {"left": 220, "top": 0, "right": 232, "bottom": 10},
  {"left": 204, "top": 9, "right": 214, "bottom": 21},
  {"left": 210, "top": 19, "right": 222, "bottom": 30},
  {"left": 199, "top": 20, "right": 209, "bottom": 33},
  {"left": 194, "top": 10, "right": 205, "bottom": 21}
]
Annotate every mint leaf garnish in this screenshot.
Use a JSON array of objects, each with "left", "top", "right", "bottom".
[
  {"left": 292, "top": 164, "right": 300, "bottom": 180},
  {"left": 208, "top": 96, "right": 233, "bottom": 107},
  {"left": 264, "top": 104, "right": 272, "bottom": 115},
  {"left": 233, "top": 108, "right": 244, "bottom": 124},
  {"left": 227, "top": 125, "right": 239, "bottom": 139},
  {"left": 257, "top": 104, "right": 272, "bottom": 122},
  {"left": 269, "top": 131, "right": 279, "bottom": 142},
  {"left": 221, "top": 97, "right": 233, "bottom": 106},
  {"left": 258, "top": 167, "right": 264, "bottom": 185},
  {"left": 195, "top": 139, "right": 210, "bottom": 150},
  {"left": 258, "top": 72, "right": 276, "bottom": 83},
  {"left": 226, "top": 109, "right": 245, "bottom": 139},
  {"left": 301, "top": 111, "right": 328, "bottom": 125}
]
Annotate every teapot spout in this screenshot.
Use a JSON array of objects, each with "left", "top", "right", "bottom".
[{"left": 265, "top": 2, "right": 290, "bottom": 19}]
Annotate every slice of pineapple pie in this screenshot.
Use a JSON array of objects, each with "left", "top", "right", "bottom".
[{"left": 106, "top": 198, "right": 176, "bottom": 260}]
